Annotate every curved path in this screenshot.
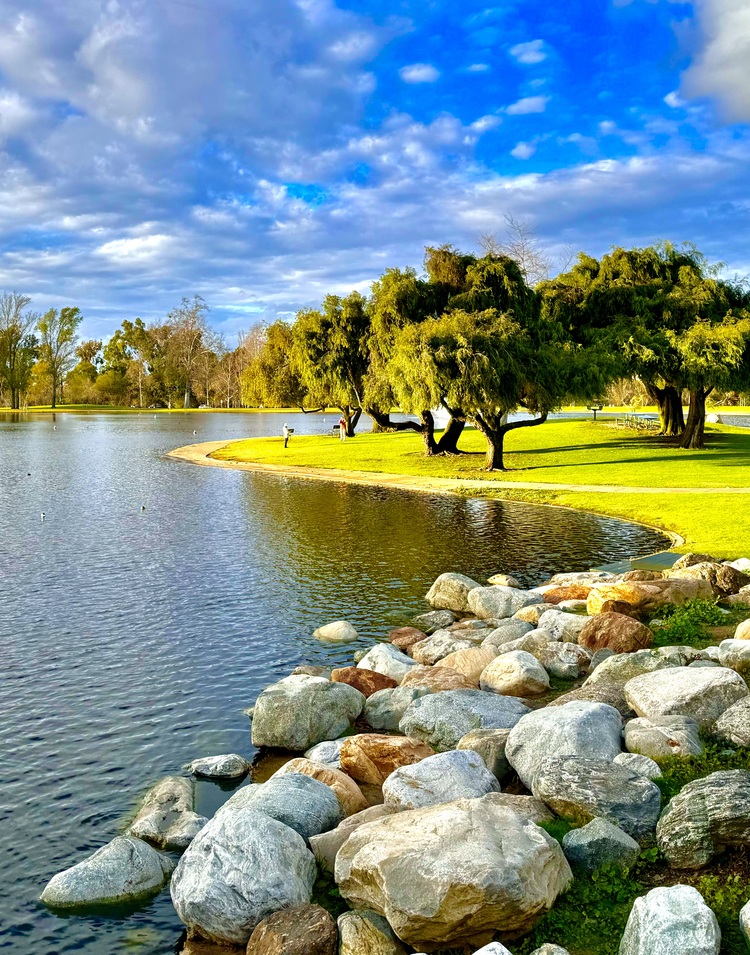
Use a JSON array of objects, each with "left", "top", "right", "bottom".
[{"left": 167, "top": 441, "right": 750, "bottom": 495}]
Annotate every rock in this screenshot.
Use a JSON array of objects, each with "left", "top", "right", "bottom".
[
  {"left": 435, "top": 645, "right": 499, "bottom": 684},
  {"left": 127, "top": 776, "right": 207, "bottom": 851},
  {"left": 185, "top": 755, "right": 250, "bottom": 780},
  {"left": 613, "top": 752, "right": 662, "bottom": 779},
  {"left": 40, "top": 835, "right": 174, "bottom": 909},
  {"left": 713, "top": 697, "right": 750, "bottom": 745},
  {"left": 618, "top": 885, "right": 720, "bottom": 955},
  {"left": 673, "top": 552, "right": 717, "bottom": 569},
  {"left": 337, "top": 909, "right": 406, "bottom": 955},
  {"left": 544, "top": 584, "right": 595, "bottom": 604},
  {"left": 400, "top": 665, "right": 476, "bottom": 692},
  {"left": 219, "top": 772, "right": 343, "bottom": 839},
  {"left": 487, "top": 572, "right": 522, "bottom": 588},
  {"left": 471, "top": 945, "right": 513, "bottom": 955},
  {"left": 557, "top": 599, "right": 589, "bottom": 612},
  {"left": 545, "top": 571, "right": 615, "bottom": 587},
  {"left": 399, "top": 689, "right": 530, "bottom": 752},
  {"left": 740, "top": 899, "right": 750, "bottom": 948},
  {"left": 364, "top": 685, "right": 432, "bottom": 731},
  {"left": 425, "top": 572, "right": 482, "bottom": 612},
  {"left": 273, "top": 759, "right": 369, "bottom": 816},
  {"left": 529, "top": 947, "right": 571, "bottom": 955},
  {"left": 587, "top": 578, "right": 713, "bottom": 615},
  {"left": 468, "top": 585, "right": 539, "bottom": 620},
  {"left": 313, "top": 620, "right": 359, "bottom": 643},
  {"left": 411, "top": 609, "right": 457, "bottom": 633},
  {"left": 624, "top": 666, "right": 748, "bottom": 729},
  {"left": 357, "top": 644, "right": 418, "bottom": 684},
  {"left": 388, "top": 627, "right": 427, "bottom": 652},
  {"left": 251, "top": 676, "right": 365, "bottom": 751},
  {"left": 331, "top": 666, "right": 398, "bottom": 698},
  {"left": 561, "top": 818, "right": 640, "bottom": 873},
  {"left": 548, "top": 682, "right": 633, "bottom": 718},
  {"left": 171, "top": 807, "right": 316, "bottom": 945},
  {"left": 585, "top": 649, "right": 677, "bottom": 688},
  {"left": 485, "top": 794, "right": 555, "bottom": 824},
  {"left": 588, "top": 648, "right": 616, "bottom": 671},
  {"left": 513, "top": 604, "right": 549, "bottom": 625},
  {"left": 668, "top": 561, "right": 750, "bottom": 597},
  {"left": 410, "top": 631, "right": 477, "bottom": 665},
  {"left": 335, "top": 794, "right": 572, "bottom": 951},
  {"left": 340, "top": 734, "right": 435, "bottom": 786},
  {"left": 725, "top": 592, "right": 750, "bottom": 608},
  {"left": 457, "top": 728, "right": 511, "bottom": 780},
  {"left": 734, "top": 618, "right": 750, "bottom": 640},
  {"left": 579, "top": 613, "right": 653, "bottom": 654},
  {"left": 304, "top": 739, "right": 346, "bottom": 769},
  {"left": 506, "top": 701, "right": 623, "bottom": 789},
  {"left": 480, "top": 650, "right": 551, "bottom": 697},
  {"left": 482, "top": 619, "right": 535, "bottom": 646},
  {"left": 382, "top": 750, "right": 500, "bottom": 811},
  {"left": 537, "top": 642, "right": 591, "bottom": 679},
  {"left": 623, "top": 715, "right": 703, "bottom": 760},
  {"left": 291, "top": 665, "right": 331, "bottom": 678},
  {"left": 246, "top": 903, "right": 337, "bottom": 955},
  {"left": 537, "top": 608, "right": 589, "bottom": 643},
  {"left": 656, "top": 770, "right": 750, "bottom": 868},
  {"left": 728, "top": 557, "right": 750, "bottom": 573},
  {"left": 309, "top": 805, "right": 394, "bottom": 873},
  {"left": 718, "top": 639, "right": 750, "bottom": 676},
  {"left": 533, "top": 756, "right": 662, "bottom": 838}
]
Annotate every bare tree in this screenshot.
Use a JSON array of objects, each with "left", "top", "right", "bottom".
[
  {"left": 478, "top": 213, "right": 551, "bottom": 286},
  {"left": 167, "top": 296, "right": 210, "bottom": 408}
]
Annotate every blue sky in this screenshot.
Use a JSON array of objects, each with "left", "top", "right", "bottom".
[{"left": 0, "top": 0, "right": 748, "bottom": 342}]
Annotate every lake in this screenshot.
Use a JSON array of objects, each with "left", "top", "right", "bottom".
[{"left": 0, "top": 411, "right": 668, "bottom": 954}]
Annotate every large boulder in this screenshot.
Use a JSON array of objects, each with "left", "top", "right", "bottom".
[
  {"left": 482, "top": 620, "right": 535, "bottom": 647},
  {"left": 435, "top": 645, "right": 499, "bottom": 684},
  {"left": 537, "top": 642, "right": 591, "bottom": 680},
  {"left": 561, "top": 818, "right": 639, "bottom": 874},
  {"left": 479, "top": 650, "right": 550, "bottom": 697},
  {"left": 506, "top": 701, "right": 623, "bottom": 790},
  {"left": 251, "top": 676, "right": 365, "bottom": 751},
  {"left": 584, "top": 650, "right": 677, "bottom": 688},
  {"left": 170, "top": 807, "right": 316, "bottom": 945},
  {"left": 544, "top": 584, "right": 595, "bottom": 604},
  {"left": 667, "top": 560, "right": 750, "bottom": 597},
  {"left": 127, "top": 776, "right": 207, "bottom": 851},
  {"left": 388, "top": 627, "right": 427, "bottom": 652},
  {"left": 272, "top": 759, "right": 369, "bottom": 816},
  {"left": 309, "top": 805, "right": 394, "bottom": 873},
  {"left": 532, "top": 756, "right": 662, "bottom": 838},
  {"left": 335, "top": 795, "right": 572, "bottom": 951},
  {"left": 734, "top": 618, "right": 750, "bottom": 640},
  {"left": 400, "top": 665, "right": 476, "bottom": 692},
  {"left": 40, "top": 836, "right": 174, "bottom": 909},
  {"left": 468, "top": 585, "right": 539, "bottom": 620},
  {"left": 185, "top": 755, "right": 250, "bottom": 780},
  {"left": 457, "top": 728, "right": 511, "bottom": 780},
  {"left": 713, "top": 697, "right": 750, "bottom": 745},
  {"left": 425, "top": 573, "right": 482, "bottom": 612},
  {"left": 313, "top": 620, "right": 359, "bottom": 643},
  {"left": 624, "top": 666, "right": 748, "bottom": 729},
  {"left": 656, "top": 770, "right": 750, "bottom": 868},
  {"left": 410, "top": 631, "right": 477, "bottom": 666},
  {"left": 305, "top": 738, "right": 346, "bottom": 769},
  {"left": 216, "top": 773, "right": 343, "bottom": 840},
  {"left": 399, "top": 689, "right": 530, "bottom": 752},
  {"left": 246, "top": 903, "right": 337, "bottom": 955},
  {"left": 623, "top": 716, "right": 703, "bottom": 760},
  {"left": 587, "top": 579, "right": 713, "bottom": 615},
  {"left": 382, "top": 750, "right": 500, "bottom": 811},
  {"left": 614, "top": 752, "right": 662, "bottom": 780},
  {"left": 339, "top": 734, "right": 434, "bottom": 786},
  {"left": 411, "top": 609, "right": 457, "bottom": 633},
  {"left": 331, "top": 666, "right": 398, "bottom": 698},
  {"left": 357, "top": 645, "right": 418, "bottom": 684},
  {"left": 618, "top": 885, "right": 720, "bottom": 955},
  {"left": 363, "top": 686, "right": 431, "bottom": 731},
  {"left": 579, "top": 613, "right": 653, "bottom": 654},
  {"left": 537, "top": 609, "right": 589, "bottom": 643},
  {"left": 338, "top": 909, "right": 407, "bottom": 955},
  {"left": 717, "top": 639, "right": 750, "bottom": 677}
]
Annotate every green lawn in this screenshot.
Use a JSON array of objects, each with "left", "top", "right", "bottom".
[{"left": 214, "top": 419, "right": 750, "bottom": 557}]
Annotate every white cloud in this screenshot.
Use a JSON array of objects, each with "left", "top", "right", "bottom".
[
  {"left": 511, "top": 141, "right": 537, "bottom": 159},
  {"left": 682, "top": 0, "right": 750, "bottom": 121},
  {"left": 467, "top": 63, "right": 490, "bottom": 73},
  {"left": 506, "top": 95, "right": 550, "bottom": 115},
  {"left": 664, "top": 90, "right": 684, "bottom": 109},
  {"left": 399, "top": 63, "right": 440, "bottom": 83},
  {"left": 509, "top": 39, "right": 547, "bottom": 65}
]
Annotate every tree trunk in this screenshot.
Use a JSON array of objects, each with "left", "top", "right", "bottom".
[
  {"left": 435, "top": 416, "right": 465, "bottom": 454},
  {"left": 646, "top": 383, "right": 684, "bottom": 436},
  {"left": 183, "top": 385, "right": 190, "bottom": 409},
  {"left": 51, "top": 375, "right": 57, "bottom": 409},
  {"left": 366, "top": 408, "right": 424, "bottom": 434},
  {"left": 474, "top": 412, "right": 549, "bottom": 471},
  {"left": 11, "top": 386, "right": 18, "bottom": 410},
  {"left": 680, "top": 387, "right": 710, "bottom": 450}
]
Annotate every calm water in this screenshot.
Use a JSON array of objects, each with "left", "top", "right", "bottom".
[{"left": 0, "top": 412, "right": 668, "bottom": 955}]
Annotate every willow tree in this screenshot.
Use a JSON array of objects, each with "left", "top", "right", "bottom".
[{"left": 240, "top": 321, "right": 305, "bottom": 408}]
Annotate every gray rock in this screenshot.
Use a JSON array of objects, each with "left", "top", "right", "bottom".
[
  {"left": 480, "top": 650, "right": 551, "bottom": 697},
  {"left": 537, "top": 608, "right": 589, "bottom": 643},
  {"left": 127, "top": 776, "right": 207, "bottom": 851},
  {"left": 410, "top": 630, "right": 476, "bottom": 665},
  {"left": 411, "top": 609, "right": 457, "bottom": 634},
  {"left": 481, "top": 620, "right": 535, "bottom": 647},
  {"left": 217, "top": 773, "right": 343, "bottom": 840},
  {"left": 588, "top": 648, "right": 616, "bottom": 672},
  {"left": 313, "top": 620, "right": 359, "bottom": 643},
  {"left": 533, "top": 756, "right": 662, "bottom": 838},
  {"left": 185, "top": 754, "right": 250, "bottom": 779},
  {"left": 689, "top": 660, "right": 721, "bottom": 668},
  {"left": 251, "top": 675, "right": 365, "bottom": 751},
  {"left": 618, "top": 885, "right": 720, "bottom": 955},
  {"left": 713, "top": 697, "right": 750, "bottom": 745},
  {"left": 171, "top": 806, "right": 316, "bottom": 945},
  {"left": 291, "top": 664, "right": 331, "bottom": 678},
  {"left": 471, "top": 945, "right": 513, "bottom": 955},
  {"left": 482, "top": 794, "right": 555, "bottom": 824},
  {"left": 364, "top": 686, "right": 431, "bottom": 731},
  {"left": 305, "top": 738, "right": 346, "bottom": 769},
  {"left": 624, "top": 666, "right": 748, "bottom": 729},
  {"left": 562, "top": 817, "right": 640, "bottom": 873},
  {"left": 338, "top": 909, "right": 407, "bottom": 955},
  {"left": 382, "top": 750, "right": 500, "bottom": 811},
  {"left": 425, "top": 572, "right": 482, "bottom": 612},
  {"left": 529, "top": 947, "right": 571, "bottom": 955},
  {"left": 538, "top": 642, "right": 591, "bottom": 680},
  {"left": 468, "top": 585, "right": 539, "bottom": 620},
  {"left": 623, "top": 715, "right": 703, "bottom": 760},
  {"left": 614, "top": 752, "right": 662, "bottom": 779},
  {"left": 352, "top": 648, "right": 369, "bottom": 664},
  {"left": 740, "top": 899, "right": 750, "bottom": 949},
  {"left": 357, "top": 644, "right": 418, "bottom": 683},
  {"left": 656, "top": 770, "right": 750, "bottom": 868},
  {"left": 584, "top": 649, "right": 677, "bottom": 688},
  {"left": 457, "top": 728, "right": 511, "bottom": 780},
  {"left": 40, "top": 835, "right": 174, "bottom": 909},
  {"left": 506, "top": 701, "right": 623, "bottom": 790},
  {"left": 399, "top": 689, "right": 531, "bottom": 752},
  {"left": 335, "top": 794, "right": 572, "bottom": 951},
  {"left": 309, "top": 805, "right": 395, "bottom": 873},
  {"left": 718, "top": 639, "right": 750, "bottom": 676}
]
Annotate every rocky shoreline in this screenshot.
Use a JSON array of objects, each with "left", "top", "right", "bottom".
[{"left": 40, "top": 553, "right": 750, "bottom": 954}]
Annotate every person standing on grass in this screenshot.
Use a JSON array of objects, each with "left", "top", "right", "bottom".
[
  {"left": 338, "top": 415, "right": 347, "bottom": 441},
  {"left": 283, "top": 423, "right": 290, "bottom": 448}
]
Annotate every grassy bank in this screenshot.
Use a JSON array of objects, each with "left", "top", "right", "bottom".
[{"left": 213, "top": 419, "right": 750, "bottom": 557}]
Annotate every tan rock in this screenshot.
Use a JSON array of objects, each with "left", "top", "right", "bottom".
[
  {"left": 513, "top": 603, "right": 549, "bottom": 625},
  {"left": 543, "top": 585, "right": 594, "bottom": 605},
  {"left": 400, "top": 665, "right": 476, "bottom": 692},
  {"left": 434, "top": 645, "right": 498, "bottom": 684},
  {"left": 246, "top": 904, "right": 337, "bottom": 955},
  {"left": 339, "top": 734, "right": 435, "bottom": 785},
  {"left": 331, "top": 667, "right": 398, "bottom": 698},
  {"left": 620, "top": 570, "right": 664, "bottom": 581},
  {"left": 667, "top": 561, "right": 750, "bottom": 597},
  {"left": 309, "top": 805, "right": 395, "bottom": 873},
  {"left": 480, "top": 650, "right": 550, "bottom": 697},
  {"left": 735, "top": 619, "right": 750, "bottom": 640},
  {"left": 273, "top": 759, "right": 369, "bottom": 816},
  {"left": 387, "top": 627, "right": 427, "bottom": 652},
  {"left": 587, "top": 579, "right": 713, "bottom": 615},
  {"left": 579, "top": 612, "right": 654, "bottom": 654},
  {"left": 338, "top": 909, "right": 407, "bottom": 955},
  {"left": 487, "top": 573, "right": 521, "bottom": 588}
]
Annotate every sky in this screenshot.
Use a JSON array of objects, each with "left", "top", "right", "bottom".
[{"left": 0, "top": 0, "right": 749, "bottom": 343}]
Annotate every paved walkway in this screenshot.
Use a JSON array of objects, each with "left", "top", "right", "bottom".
[{"left": 167, "top": 441, "right": 750, "bottom": 495}]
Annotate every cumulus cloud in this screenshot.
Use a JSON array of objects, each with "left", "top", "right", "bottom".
[
  {"left": 509, "top": 39, "right": 547, "bottom": 64},
  {"left": 682, "top": 0, "right": 750, "bottom": 121},
  {"left": 506, "top": 95, "right": 550, "bottom": 115},
  {"left": 399, "top": 63, "right": 440, "bottom": 83},
  {"left": 511, "top": 141, "right": 537, "bottom": 159}
]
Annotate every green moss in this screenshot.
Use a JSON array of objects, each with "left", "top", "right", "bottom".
[{"left": 539, "top": 818, "right": 578, "bottom": 843}]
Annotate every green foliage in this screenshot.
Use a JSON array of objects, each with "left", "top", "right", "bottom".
[
  {"left": 650, "top": 598, "right": 727, "bottom": 647},
  {"left": 696, "top": 870, "right": 750, "bottom": 954},
  {"left": 656, "top": 737, "right": 750, "bottom": 802},
  {"left": 311, "top": 869, "right": 349, "bottom": 919},
  {"left": 538, "top": 817, "right": 577, "bottom": 843}
]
